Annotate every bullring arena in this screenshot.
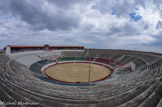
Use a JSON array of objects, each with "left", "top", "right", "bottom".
[
  {"left": 44, "top": 62, "right": 111, "bottom": 83},
  {"left": 0, "top": 44, "right": 162, "bottom": 107}
]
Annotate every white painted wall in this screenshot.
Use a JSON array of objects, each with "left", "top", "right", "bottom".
[{"left": 6, "top": 46, "right": 11, "bottom": 54}]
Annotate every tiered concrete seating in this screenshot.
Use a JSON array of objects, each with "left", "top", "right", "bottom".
[
  {"left": 157, "top": 98, "right": 162, "bottom": 107},
  {"left": 0, "top": 49, "right": 162, "bottom": 107}
]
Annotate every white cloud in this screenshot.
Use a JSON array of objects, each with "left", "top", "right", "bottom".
[
  {"left": 137, "top": 5, "right": 161, "bottom": 29},
  {"left": 0, "top": 0, "right": 161, "bottom": 52}
]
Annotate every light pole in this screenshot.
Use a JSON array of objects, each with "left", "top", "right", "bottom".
[{"left": 88, "top": 49, "right": 91, "bottom": 83}]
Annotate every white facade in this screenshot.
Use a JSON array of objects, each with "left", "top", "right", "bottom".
[{"left": 5, "top": 46, "right": 11, "bottom": 55}]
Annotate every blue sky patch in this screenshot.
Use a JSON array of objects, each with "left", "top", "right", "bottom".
[
  {"left": 92, "top": 5, "right": 99, "bottom": 10},
  {"left": 135, "top": 7, "right": 139, "bottom": 10},
  {"left": 129, "top": 12, "right": 142, "bottom": 21},
  {"left": 111, "top": 7, "right": 116, "bottom": 15}
]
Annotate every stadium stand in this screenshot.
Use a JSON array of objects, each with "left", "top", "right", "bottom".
[{"left": 0, "top": 49, "right": 162, "bottom": 107}]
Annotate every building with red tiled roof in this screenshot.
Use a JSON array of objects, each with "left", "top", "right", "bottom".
[{"left": 4, "top": 44, "right": 84, "bottom": 54}]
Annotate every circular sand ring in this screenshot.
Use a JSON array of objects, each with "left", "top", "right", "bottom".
[{"left": 44, "top": 62, "right": 113, "bottom": 84}]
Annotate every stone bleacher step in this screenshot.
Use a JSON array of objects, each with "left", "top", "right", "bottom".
[
  {"left": 119, "top": 80, "right": 159, "bottom": 107},
  {"left": 0, "top": 78, "right": 53, "bottom": 107},
  {"left": 138, "top": 82, "right": 162, "bottom": 107},
  {"left": 156, "top": 98, "right": 162, "bottom": 107}
]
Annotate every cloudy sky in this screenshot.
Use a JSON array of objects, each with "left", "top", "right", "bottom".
[{"left": 0, "top": 0, "right": 162, "bottom": 52}]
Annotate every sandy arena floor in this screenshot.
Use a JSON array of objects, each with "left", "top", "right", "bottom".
[{"left": 45, "top": 62, "right": 111, "bottom": 83}]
